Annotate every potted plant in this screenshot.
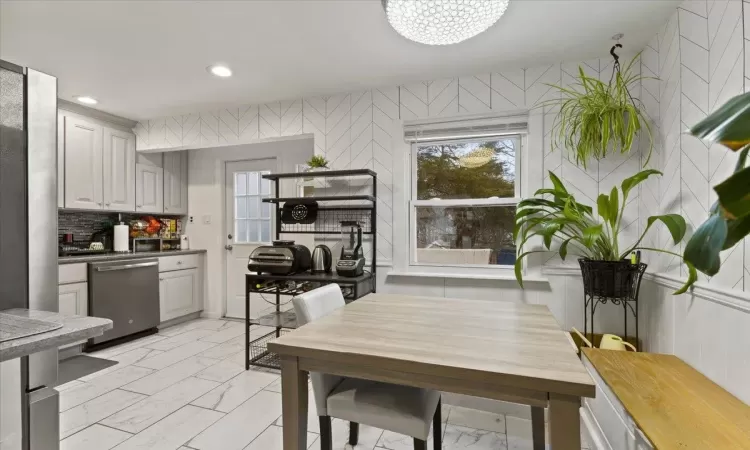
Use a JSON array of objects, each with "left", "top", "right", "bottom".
[
  {"left": 514, "top": 170, "right": 697, "bottom": 295},
  {"left": 541, "top": 50, "right": 653, "bottom": 168},
  {"left": 305, "top": 155, "right": 330, "bottom": 171},
  {"left": 683, "top": 92, "right": 750, "bottom": 276}
]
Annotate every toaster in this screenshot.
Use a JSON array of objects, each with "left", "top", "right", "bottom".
[{"left": 248, "top": 241, "right": 311, "bottom": 275}]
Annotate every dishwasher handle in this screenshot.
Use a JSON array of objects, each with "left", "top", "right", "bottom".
[{"left": 95, "top": 261, "right": 159, "bottom": 272}]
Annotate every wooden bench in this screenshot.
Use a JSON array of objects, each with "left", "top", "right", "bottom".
[{"left": 581, "top": 348, "right": 750, "bottom": 449}]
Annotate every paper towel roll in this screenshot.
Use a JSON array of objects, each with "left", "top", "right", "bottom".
[{"left": 114, "top": 223, "right": 129, "bottom": 252}]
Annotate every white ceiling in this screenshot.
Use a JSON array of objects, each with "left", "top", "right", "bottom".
[{"left": 0, "top": 0, "right": 680, "bottom": 121}]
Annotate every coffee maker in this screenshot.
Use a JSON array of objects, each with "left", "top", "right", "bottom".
[{"left": 335, "top": 221, "right": 366, "bottom": 277}]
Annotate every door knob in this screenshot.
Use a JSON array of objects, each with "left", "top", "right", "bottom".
[{"left": 225, "top": 245, "right": 233, "bottom": 250}]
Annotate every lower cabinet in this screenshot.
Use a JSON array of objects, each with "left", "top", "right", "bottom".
[
  {"left": 58, "top": 282, "right": 88, "bottom": 348},
  {"left": 159, "top": 268, "right": 200, "bottom": 323}
]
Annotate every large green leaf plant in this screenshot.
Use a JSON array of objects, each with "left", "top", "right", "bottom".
[
  {"left": 683, "top": 92, "right": 750, "bottom": 276},
  {"left": 514, "top": 170, "right": 697, "bottom": 294}
]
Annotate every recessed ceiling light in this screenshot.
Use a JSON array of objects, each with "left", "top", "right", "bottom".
[
  {"left": 75, "top": 96, "right": 98, "bottom": 105},
  {"left": 207, "top": 65, "right": 232, "bottom": 77}
]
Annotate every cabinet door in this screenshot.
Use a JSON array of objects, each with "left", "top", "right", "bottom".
[
  {"left": 103, "top": 128, "right": 136, "bottom": 211},
  {"left": 163, "top": 152, "right": 188, "bottom": 214},
  {"left": 64, "top": 116, "right": 103, "bottom": 209},
  {"left": 58, "top": 282, "right": 88, "bottom": 348},
  {"left": 136, "top": 163, "right": 163, "bottom": 213},
  {"left": 159, "top": 269, "right": 198, "bottom": 322}
]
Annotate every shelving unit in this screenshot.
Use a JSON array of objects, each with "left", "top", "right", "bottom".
[{"left": 244, "top": 168, "right": 377, "bottom": 370}]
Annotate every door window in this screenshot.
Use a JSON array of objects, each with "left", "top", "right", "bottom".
[{"left": 234, "top": 170, "right": 271, "bottom": 243}]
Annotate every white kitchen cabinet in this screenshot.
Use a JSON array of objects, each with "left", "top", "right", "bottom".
[
  {"left": 63, "top": 116, "right": 103, "bottom": 210},
  {"left": 163, "top": 151, "right": 188, "bottom": 214},
  {"left": 57, "top": 113, "right": 65, "bottom": 208},
  {"left": 136, "top": 163, "right": 163, "bottom": 213},
  {"left": 159, "top": 268, "right": 199, "bottom": 322},
  {"left": 103, "top": 128, "right": 136, "bottom": 211},
  {"left": 58, "top": 282, "right": 88, "bottom": 349}
]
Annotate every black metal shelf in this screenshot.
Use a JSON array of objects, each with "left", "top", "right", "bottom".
[
  {"left": 249, "top": 311, "right": 298, "bottom": 328},
  {"left": 262, "top": 195, "right": 375, "bottom": 203},
  {"left": 262, "top": 169, "right": 376, "bottom": 180}
]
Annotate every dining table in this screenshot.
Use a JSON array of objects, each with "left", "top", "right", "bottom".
[{"left": 268, "top": 293, "right": 596, "bottom": 450}]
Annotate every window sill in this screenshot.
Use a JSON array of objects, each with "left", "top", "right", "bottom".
[{"left": 385, "top": 270, "right": 548, "bottom": 283}]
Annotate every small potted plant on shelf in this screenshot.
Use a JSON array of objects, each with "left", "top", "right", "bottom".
[
  {"left": 514, "top": 170, "right": 697, "bottom": 295},
  {"left": 305, "top": 155, "right": 330, "bottom": 172},
  {"left": 683, "top": 91, "right": 750, "bottom": 276},
  {"left": 541, "top": 46, "right": 653, "bottom": 168}
]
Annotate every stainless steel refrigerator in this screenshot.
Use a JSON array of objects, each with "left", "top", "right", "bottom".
[{"left": 0, "top": 59, "right": 60, "bottom": 450}]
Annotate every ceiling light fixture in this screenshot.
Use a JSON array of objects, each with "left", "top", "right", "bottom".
[
  {"left": 207, "top": 65, "right": 232, "bottom": 78},
  {"left": 75, "top": 96, "right": 98, "bottom": 105},
  {"left": 382, "top": 0, "right": 510, "bottom": 46}
]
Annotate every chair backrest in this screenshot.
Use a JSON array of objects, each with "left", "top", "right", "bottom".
[{"left": 291, "top": 284, "right": 346, "bottom": 416}]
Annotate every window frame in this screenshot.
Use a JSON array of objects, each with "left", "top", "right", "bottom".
[
  {"left": 408, "top": 133, "right": 526, "bottom": 270},
  {"left": 233, "top": 169, "right": 273, "bottom": 245}
]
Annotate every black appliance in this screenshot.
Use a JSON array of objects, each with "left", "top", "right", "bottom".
[
  {"left": 311, "top": 245, "right": 332, "bottom": 273},
  {"left": 248, "top": 240, "right": 311, "bottom": 275},
  {"left": 281, "top": 199, "right": 318, "bottom": 224},
  {"left": 336, "top": 223, "right": 366, "bottom": 277}
]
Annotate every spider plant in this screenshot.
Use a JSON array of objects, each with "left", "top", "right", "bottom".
[
  {"left": 683, "top": 91, "right": 750, "bottom": 276},
  {"left": 540, "top": 53, "right": 653, "bottom": 168},
  {"left": 514, "top": 170, "right": 697, "bottom": 294}
]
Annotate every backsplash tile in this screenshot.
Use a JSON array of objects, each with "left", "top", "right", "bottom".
[{"left": 58, "top": 211, "right": 182, "bottom": 242}]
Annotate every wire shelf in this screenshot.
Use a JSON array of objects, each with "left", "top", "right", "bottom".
[
  {"left": 279, "top": 207, "right": 372, "bottom": 234},
  {"left": 249, "top": 329, "right": 290, "bottom": 370}
]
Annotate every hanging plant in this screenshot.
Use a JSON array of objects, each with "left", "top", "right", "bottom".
[{"left": 540, "top": 45, "right": 653, "bottom": 168}]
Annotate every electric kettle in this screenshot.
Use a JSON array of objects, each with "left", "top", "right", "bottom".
[{"left": 311, "top": 245, "right": 332, "bottom": 273}]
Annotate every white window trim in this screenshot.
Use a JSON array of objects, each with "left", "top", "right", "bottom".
[{"left": 390, "top": 111, "right": 546, "bottom": 279}]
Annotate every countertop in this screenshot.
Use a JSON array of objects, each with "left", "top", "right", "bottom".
[
  {"left": 0, "top": 309, "right": 112, "bottom": 362},
  {"left": 58, "top": 249, "right": 206, "bottom": 264}
]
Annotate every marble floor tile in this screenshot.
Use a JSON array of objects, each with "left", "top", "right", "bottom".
[
  {"left": 199, "top": 335, "right": 245, "bottom": 360},
  {"left": 80, "top": 348, "right": 165, "bottom": 382},
  {"left": 54, "top": 379, "right": 85, "bottom": 392},
  {"left": 187, "top": 390, "right": 283, "bottom": 450},
  {"left": 145, "top": 329, "right": 217, "bottom": 351},
  {"left": 377, "top": 429, "right": 435, "bottom": 450},
  {"left": 200, "top": 325, "right": 246, "bottom": 344},
  {"left": 121, "top": 356, "right": 219, "bottom": 396},
  {"left": 101, "top": 377, "right": 220, "bottom": 433},
  {"left": 273, "top": 387, "right": 321, "bottom": 434},
  {"left": 60, "top": 389, "right": 147, "bottom": 439},
  {"left": 90, "top": 335, "right": 168, "bottom": 359},
  {"left": 195, "top": 359, "right": 245, "bottom": 383},
  {"left": 191, "top": 369, "right": 277, "bottom": 413},
  {"left": 249, "top": 325, "right": 275, "bottom": 339},
  {"left": 242, "top": 425, "right": 319, "bottom": 450},
  {"left": 60, "top": 424, "right": 132, "bottom": 450},
  {"left": 111, "top": 405, "right": 224, "bottom": 450},
  {"left": 442, "top": 424, "right": 507, "bottom": 450},
  {"left": 133, "top": 340, "right": 217, "bottom": 370},
  {"left": 60, "top": 365, "right": 154, "bottom": 411},
  {"left": 332, "top": 418, "right": 384, "bottom": 450},
  {"left": 264, "top": 378, "right": 282, "bottom": 393},
  {"left": 447, "top": 405, "right": 506, "bottom": 433}
]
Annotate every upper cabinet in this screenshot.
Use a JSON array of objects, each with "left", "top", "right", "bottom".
[
  {"left": 136, "top": 163, "right": 164, "bottom": 213},
  {"left": 63, "top": 116, "right": 103, "bottom": 210},
  {"left": 103, "top": 128, "right": 136, "bottom": 211},
  {"left": 163, "top": 152, "right": 188, "bottom": 214}
]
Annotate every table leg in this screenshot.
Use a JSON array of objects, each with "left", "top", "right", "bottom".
[
  {"left": 548, "top": 393, "right": 581, "bottom": 450},
  {"left": 531, "top": 406, "right": 545, "bottom": 450},
  {"left": 281, "top": 356, "right": 308, "bottom": 450}
]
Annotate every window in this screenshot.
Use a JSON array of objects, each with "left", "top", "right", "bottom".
[
  {"left": 234, "top": 170, "right": 272, "bottom": 243},
  {"left": 411, "top": 135, "right": 520, "bottom": 267}
]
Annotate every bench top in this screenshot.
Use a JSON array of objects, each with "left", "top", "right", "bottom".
[{"left": 583, "top": 348, "right": 750, "bottom": 449}]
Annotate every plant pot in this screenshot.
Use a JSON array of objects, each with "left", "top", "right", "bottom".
[{"left": 578, "top": 258, "right": 647, "bottom": 299}]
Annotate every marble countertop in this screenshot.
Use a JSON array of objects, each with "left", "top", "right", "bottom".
[
  {"left": 59, "top": 249, "right": 206, "bottom": 264},
  {"left": 0, "top": 309, "right": 113, "bottom": 362}
]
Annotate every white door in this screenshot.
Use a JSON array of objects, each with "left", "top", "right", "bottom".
[
  {"left": 102, "top": 127, "right": 136, "bottom": 211},
  {"left": 64, "top": 116, "right": 103, "bottom": 209},
  {"left": 163, "top": 151, "right": 188, "bottom": 214},
  {"left": 136, "top": 163, "right": 163, "bottom": 213},
  {"left": 159, "top": 269, "right": 198, "bottom": 322},
  {"left": 224, "top": 158, "right": 275, "bottom": 319}
]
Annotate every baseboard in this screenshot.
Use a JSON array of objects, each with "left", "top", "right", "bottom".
[
  {"left": 200, "top": 311, "right": 223, "bottom": 319},
  {"left": 159, "top": 311, "right": 203, "bottom": 329}
]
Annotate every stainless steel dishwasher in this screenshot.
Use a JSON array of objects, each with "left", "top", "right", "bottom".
[{"left": 87, "top": 258, "right": 160, "bottom": 348}]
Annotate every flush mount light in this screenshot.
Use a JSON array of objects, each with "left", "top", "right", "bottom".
[
  {"left": 382, "top": 0, "right": 509, "bottom": 46},
  {"left": 207, "top": 65, "right": 232, "bottom": 77},
  {"left": 75, "top": 96, "right": 98, "bottom": 105}
]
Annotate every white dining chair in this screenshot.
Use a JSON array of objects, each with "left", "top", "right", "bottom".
[{"left": 292, "top": 284, "right": 442, "bottom": 450}]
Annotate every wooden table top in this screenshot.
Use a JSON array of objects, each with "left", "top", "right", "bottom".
[
  {"left": 583, "top": 349, "right": 750, "bottom": 449},
  {"left": 269, "top": 293, "right": 595, "bottom": 398}
]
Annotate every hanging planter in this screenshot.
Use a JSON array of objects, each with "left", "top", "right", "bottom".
[
  {"left": 540, "top": 44, "right": 654, "bottom": 168},
  {"left": 579, "top": 258, "right": 646, "bottom": 299}
]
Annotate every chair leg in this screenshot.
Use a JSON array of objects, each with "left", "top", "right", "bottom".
[
  {"left": 433, "top": 397, "right": 442, "bottom": 450},
  {"left": 413, "top": 438, "right": 427, "bottom": 450},
  {"left": 531, "top": 406, "right": 545, "bottom": 450},
  {"left": 349, "top": 421, "right": 359, "bottom": 445},
  {"left": 319, "top": 416, "right": 332, "bottom": 450}
]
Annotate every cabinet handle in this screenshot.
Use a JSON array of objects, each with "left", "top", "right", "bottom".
[
  {"left": 165, "top": 207, "right": 169, "bottom": 211},
  {"left": 137, "top": 204, "right": 143, "bottom": 208},
  {"left": 159, "top": 278, "right": 164, "bottom": 281},
  {"left": 177, "top": 261, "right": 183, "bottom": 265},
  {"left": 106, "top": 202, "right": 111, "bottom": 206}
]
